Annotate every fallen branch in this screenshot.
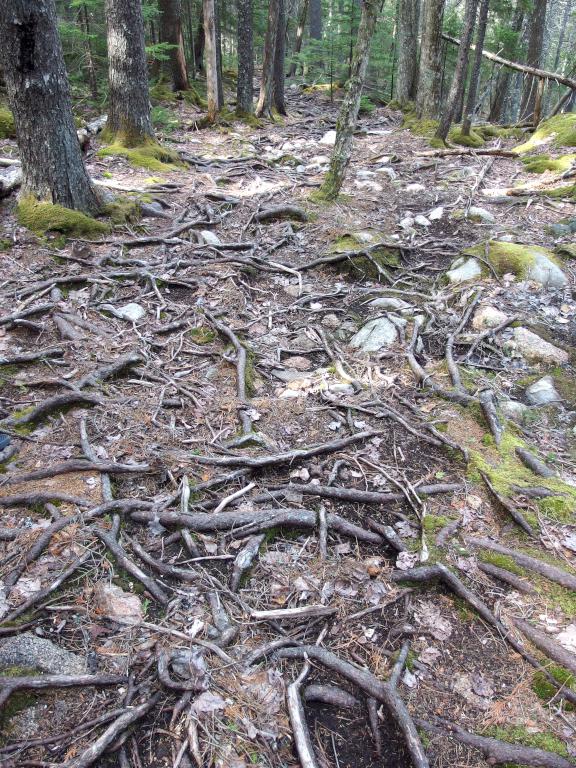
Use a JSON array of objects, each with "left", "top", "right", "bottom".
[
  {"left": 0, "top": 673, "right": 125, "bottom": 710},
  {"left": 513, "top": 618, "right": 576, "bottom": 675},
  {"left": 415, "top": 147, "right": 517, "bottom": 158},
  {"left": 230, "top": 533, "right": 264, "bottom": 591},
  {"left": 74, "top": 352, "right": 142, "bottom": 390},
  {"left": 254, "top": 205, "right": 308, "bottom": 223},
  {"left": 515, "top": 447, "right": 556, "bottom": 478},
  {"left": 251, "top": 605, "right": 337, "bottom": 621},
  {"left": 0, "top": 347, "right": 63, "bottom": 365},
  {"left": 0, "top": 302, "right": 55, "bottom": 327}
]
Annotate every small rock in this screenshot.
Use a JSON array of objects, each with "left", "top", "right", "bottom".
[
  {"left": 500, "top": 399, "right": 529, "bottom": 423},
  {"left": 405, "top": 183, "right": 425, "bottom": 193},
  {"left": 319, "top": 130, "right": 337, "bottom": 145},
  {"left": 368, "top": 297, "right": 411, "bottom": 311},
  {"left": 468, "top": 206, "right": 495, "bottom": 224},
  {"left": 283, "top": 356, "right": 312, "bottom": 371},
  {"left": 0, "top": 633, "right": 87, "bottom": 675},
  {"left": 428, "top": 206, "right": 444, "bottom": 221},
  {"left": 355, "top": 180, "right": 383, "bottom": 193},
  {"left": 272, "top": 369, "right": 309, "bottom": 383},
  {"left": 170, "top": 648, "right": 209, "bottom": 690},
  {"left": 446, "top": 257, "right": 482, "bottom": 284},
  {"left": 349, "top": 317, "right": 398, "bottom": 353},
  {"left": 356, "top": 170, "right": 376, "bottom": 180},
  {"left": 200, "top": 230, "right": 221, "bottom": 245},
  {"left": 116, "top": 303, "right": 146, "bottom": 323},
  {"left": 472, "top": 305, "right": 508, "bottom": 330},
  {"left": 399, "top": 216, "right": 415, "bottom": 230},
  {"left": 505, "top": 328, "right": 569, "bottom": 365},
  {"left": 525, "top": 376, "right": 562, "bottom": 406},
  {"left": 321, "top": 313, "right": 340, "bottom": 329},
  {"left": 93, "top": 582, "right": 143, "bottom": 623},
  {"left": 376, "top": 167, "right": 397, "bottom": 180},
  {"left": 414, "top": 215, "right": 431, "bottom": 227}
]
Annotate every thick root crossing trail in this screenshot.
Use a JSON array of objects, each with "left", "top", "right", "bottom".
[{"left": 0, "top": 92, "right": 575, "bottom": 768}]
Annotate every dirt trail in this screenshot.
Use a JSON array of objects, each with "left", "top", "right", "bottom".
[{"left": 0, "top": 91, "right": 575, "bottom": 768}]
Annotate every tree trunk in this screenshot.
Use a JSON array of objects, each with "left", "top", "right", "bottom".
[
  {"left": 317, "top": 0, "right": 380, "bottom": 200},
  {"left": 236, "top": 0, "right": 254, "bottom": 114},
  {"left": 287, "top": 0, "right": 309, "bottom": 78},
  {"left": 309, "top": 0, "right": 322, "bottom": 38},
  {"left": 255, "top": 0, "right": 280, "bottom": 117},
  {"left": 435, "top": 0, "right": 478, "bottom": 141},
  {"left": 488, "top": 3, "right": 524, "bottom": 122},
  {"left": 416, "top": 0, "right": 445, "bottom": 118},
  {"left": 81, "top": 4, "right": 99, "bottom": 100},
  {"left": 519, "top": 0, "right": 549, "bottom": 119},
  {"left": 0, "top": 0, "right": 99, "bottom": 212},
  {"left": 105, "top": 0, "right": 154, "bottom": 144},
  {"left": 553, "top": 0, "right": 572, "bottom": 71},
  {"left": 273, "top": 0, "right": 287, "bottom": 114},
  {"left": 215, "top": 0, "right": 224, "bottom": 107},
  {"left": 158, "top": 0, "right": 190, "bottom": 91},
  {"left": 395, "top": 0, "right": 419, "bottom": 104},
  {"left": 461, "top": 0, "right": 489, "bottom": 135},
  {"left": 194, "top": 18, "right": 205, "bottom": 73},
  {"left": 203, "top": 0, "right": 221, "bottom": 121}
]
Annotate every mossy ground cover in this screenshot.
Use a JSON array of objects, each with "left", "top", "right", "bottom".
[
  {"left": 16, "top": 196, "right": 110, "bottom": 238},
  {"left": 0, "top": 105, "right": 16, "bottom": 139},
  {"left": 98, "top": 138, "right": 182, "bottom": 172},
  {"left": 522, "top": 153, "right": 576, "bottom": 174},
  {"left": 514, "top": 113, "right": 576, "bottom": 154},
  {"left": 483, "top": 725, "right": 569, "bottom": 757}
]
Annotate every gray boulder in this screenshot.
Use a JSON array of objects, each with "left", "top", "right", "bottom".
[
  {"left": 525, "top": 376, "right": 562, "bottom": 406},
  {"left": 349, "top": 317, "right": 398, "bottom": 352},
  {"left": 446, "top": 257, "right": 483, "bottom": 284},
  {"left": 0, "top": 633, "right": 87, "bottom": 675}
]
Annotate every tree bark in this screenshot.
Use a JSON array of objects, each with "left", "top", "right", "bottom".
[
  {"left": 194, "top": 18, "right": 205, "bottom": 73},
  {"left": 215, "top": 0, "right": 224, "bottom": 108},
  {"left": 461, "top": 0, "right": 489, "bottom": 135},
  {"left": 435, "top": 0, "right": 478, "bottom": 141},
  {"left": 309, "top": 0, "right": 322, "bottom": 38},
  {"left": 317, "top": 0, "right": 380, "bottom": 200},
  {"left": 487, "top": 3, "right": 524, "bottom": 122},
  {"left": 519, "top": 0, "right": 549, "bottom": 119},
  {"left": 287, "top": 0, "right": 310, "bottom": 78},
  {"left": 158, "top": 0, "right": 190, "bottom": 91},
  {"left": 255, "top": 0, "right": 280, "bottom": 117},
  {"left": 203, "top": 0, "right": 221, "bottom": 121},
  {"left": 0, "top": 0, "right": 99, "bottom": 212},
  {"left": 416, "top": 0, "right": 446, "bottom": 118},
  {"left": 236, "top": 0, "right": 254, "bottom": 114},
  {"left": 81, "top": 4, "right": 99, "bottom": 100},
  {"left": 395, "top": 0, "right": 419, "bottom": 105},
  {"left": 105, "top": 0, "right": 154, "bottom": 144},
  {"left": 273, "top": 0, "right": 287, "bottom": 114}
]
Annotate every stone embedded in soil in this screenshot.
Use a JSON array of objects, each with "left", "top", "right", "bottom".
[
  {"left": 527, "top": 252, "right": 568, "bottom": 289},
  {"left": 525, "top": 375, "right": 563, "bottom": 405},
  {"left": 472, "top": 305, "right": 508, "bottom": 329},
  {"left": 283, "top": 356, "right": 312, "bottom": 371},
  {"left": 116, "top": 303, "right": 146, "bottom": 322},
  {"left": 404, "top": 183, "right": 426, "bottom": 193},
  {"left": 0, "top": 633, "right": 87, "bottom": 675},
  {"left": 500, "top": 399, "right": 530, "bottom": 423},
  {"left": 93, "top": 581, "right": 143, "bottom": 623},
  {"left": 321, "top": 313, "right": 340, "bottom": 329},
  {"left": 349, "top": 317, "right": 398, "bottom": 352},
  {"left": 200, "top": 230, "right": 221, "bottom": 245},
  {"left": 428, "top": 206, "right": 444, "bottom": 221},
  {"left": 319, "top": 130, "right": 337, "bottom": 145},
  {"left": 504, "top": 327, "right": 569, "bottom": 365},
  {"left": 368, "top": 297, "right": 411, "bottom": 311},
  {"left": 272, "top": 368, "right": 309, "bottom": 383},
  {"left": 414, "top": 214, "right": 431, "bottom": 227},
  {"left": 468, "top": 206, "right": 496, "bottom": 224},
  {"left": 446, "top": 256, "right": 483, "bottom": 284}
]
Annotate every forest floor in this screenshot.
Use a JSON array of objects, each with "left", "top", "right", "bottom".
[{"left": 0, "top": 88, "right": 575, "bottom": 768}]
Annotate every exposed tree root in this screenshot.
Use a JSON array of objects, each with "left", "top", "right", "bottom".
[
  {"left": 480, "top": 471, "right": 536, "bottom": 537},
  {"left": 513, "top": 618, "right": 576, "bottom": 675}
]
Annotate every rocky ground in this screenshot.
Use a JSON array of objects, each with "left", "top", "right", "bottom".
[{"left": 0, "top": 88, "right": 575, "bottom": 768}]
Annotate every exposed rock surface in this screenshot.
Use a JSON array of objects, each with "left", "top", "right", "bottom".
[
  {"left": 349, "top": 317, "right": 398, "bottom": 352},
  {"left": 0, "top": 633, "right": 87, "bottom": 675},
  {"left": 525, "top": 376, "right": 563, "bottom": 405},
  {"left": 505, "top": 328, "right": 569, "bottom": 364},
  {"left": 93, "top": 581, "right": 143, "bottom": 623}
]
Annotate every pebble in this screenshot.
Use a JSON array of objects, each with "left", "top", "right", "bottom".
[{"left": 472, "top": 305, "right": 508, "bottom": 330}]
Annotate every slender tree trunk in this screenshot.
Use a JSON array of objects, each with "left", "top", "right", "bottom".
[
  {"left": 273, "top": 0, "right": 287, "bottom": 114},
  {"left": 236, "top": 0, "right": 254, "bottom": 114},
  {"left": 158, "top": 0, "right": 190, "bottom": 91},
  {"left": 287, "top": 0, "right": 309, "bottom": 78},
  {"left": 105, "top": 0, "right": 154, "bottom": 144},
  {"left": 255, "top": 0, "right": 280, "bottom": 117},
  {"left": 435, "top": 0, "right": 478, "bottom": 141},
  {"left": 195, "top": 19, "right": 205, "bottom": 72},
  {"left": 317, "top": 0, "right": 380, "bottom": 200},
  {"left": 395, "top": 0, "right": 419, "bottom": 104},
  {"left": 215, "top": 0, "right": 224, "bottom": 107},
  {"left": 461, "top": 0, "right": 489, "bottom": 135},
  {"left": 81, "top": 4, "right": 99, "bottom": 100},
  {"left": 0, "top": 0, "right": 99, "bottom": 212},
  {"left": 204, "top": 0, "right": 221, "bottom": 121},
  {"left": 416, "top": 0, "right": 445, "bottom": 118},
  {"left": 488, "top": 3, "right": 524, "bottom": 122},
  {"left": 520, "top": 0, "right": 549, "bottom": 119},
  {"left": 184, "top": 0, "right": 196, "bottom": 77},
  {"left": 309, "top": 0, "right": 323, "bottom": 71}
]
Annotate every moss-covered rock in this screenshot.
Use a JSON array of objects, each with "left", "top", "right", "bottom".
[
  {"left": 514, "top": 113, "right": 576, "bottom": 155},
  {"left": 449, "top": 128, "right": 484, "bottom": 148},
  {"left": 522, "top": 153, "right": 576, "bottom": 173},
  {"left": 16, "top": 196, "right": 109, "bottom": 237},
  {"left": 0, "top": 105, "right": 16, "bottom": 139},
  {"left": 98, "top": 136, "right": 182, "bottom": 172},
  {"left": 329, "top": 230, "right": 400, "bottom": 278},
  {"left": 459, "top": 240, "right": 567, "bottom": 288},
  {"left": 102, "top": 196, "right": 142, "bottom": 224},
  {"left": 401, "top": 110, "right": 439, "bottom": 139}
]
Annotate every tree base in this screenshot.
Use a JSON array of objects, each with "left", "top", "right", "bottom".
[
  {"left": 98, "top": 134, "right": 182, "bottom": 172},
  {"left": 16, "top": 195, "right": 109, "bottom": 237}
]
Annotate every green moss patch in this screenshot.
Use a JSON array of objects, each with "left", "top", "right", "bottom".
[
  {"left": 98, "top": 139, "right": 182, "bottom": 172},
  {"left": 102, "top": 196, "right": 142, "bottom": 225},
  {"left": 483, "top": 725, "right": 569, "bottom": 757},
  {"left": 522, "top": 153, "right": 576, "bottom": 174},
  {"left": 514, "top": 113, "right": 576, "bottom": 155},
  {"left": 329, "top": 232, "right": 400, "bottom": 278},
  {"left": 402, "top": 111, "right": 439, "bottom": 139},
  {"left": 532, "top": 664, "right": 575, "bottom": 709},
  {"left": 462, "top": 240, "right": 560, "bottom": 279},
  {"left": 0, "top": 105, "right": 16, "bottom": 139},
  {"left": 189, "top": 326, "right": 216, "bottom": 345},
  {"left": 16, "top": 196, "right": 109, "bottom": 237},
  {"left": 449, "top": 128, "right": 484, "bottom": 148}
]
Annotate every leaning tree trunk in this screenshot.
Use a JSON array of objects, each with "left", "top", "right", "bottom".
[
  {"left": 416, "top": 0, "right": 446, "bottom": 118},
  {"left": 0, "top": 0, "right": 99, "bottom": 212},
  {"left": 158, "top": 0, "right": 190, "bottom": 91},
  {"left": 236, "top": 0, "right": 254, "bottom": 114},
  {"left": 255, "top": 0, "right": 281, "bottom": 117},
  {"left": 317, "top": 0, "right": 380, "bottom": 200},
  {"left": 519, "top": 0, "right": 549, "bottom": 119},
  {"left": 105, "top": 0, "right": 154, "bottom": 144},
  {"left": 287, "top": 0, "right": 309, "bottom": 78},
  {"left": 273, "top": 0, "right": 287, "bottom": 114},
  {"left": 203, "top": 0, "right": 221, "bottom": 121},
  {"left": 395, "top": 0, "right": 419, "bottom": 104},
  {"left": 435, "top": 0, "right": 478, "bottom": 141},
  {"left": 194, "top": 18, "right": 205, "bottom": 72},
  {"left": 461, "top": 0, "right": 489, "bottom": 135}
]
